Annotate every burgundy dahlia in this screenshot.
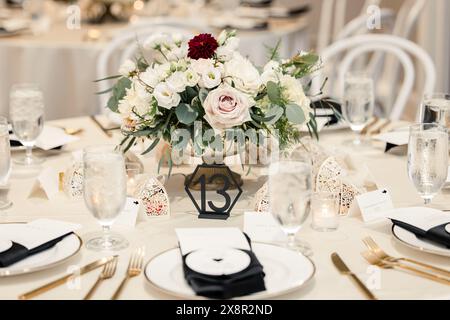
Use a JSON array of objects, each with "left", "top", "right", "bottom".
[{"left": 188, "top": 33, "right": 219, "bottom": 60}]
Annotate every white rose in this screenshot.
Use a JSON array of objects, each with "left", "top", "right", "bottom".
[
  {"left": 118, "top": 59, "right": 136, "bottom": 76},
  {"left": 153, "top": 82, "right": 181, "bottom": 109},
  {"left": 280, "top": 75, "right": 312, "bottom": 122},
  {"left": 184, "top": 68, "right": 200, "bottom": 87},
  {"left": 216, "top": 37, "right": 240, "bottom": 62},
  {"left": 261, "top": 60, "right": 282, "bottom": 85},
  {"left": 199, "top": 67, "right": 222, "bottom": 89},
  {"left": 224, "top": 52, "right": 261, "bottom": 95},
  {"left": 166, "top": 71, "right": 186, "bottom": 93},
  {"left": 203, "top": 85, "right": 254, "bottom": 130},
  {"left": 144, "top": 33, "right": 169, "bottom": 50}
]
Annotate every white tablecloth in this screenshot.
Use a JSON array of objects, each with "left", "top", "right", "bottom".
[
  {"left": 0, "top": 16, "right": 309, "bottom": 121},
  {"left": 0, "top": 117, "right": 449, "bottom": 300}
]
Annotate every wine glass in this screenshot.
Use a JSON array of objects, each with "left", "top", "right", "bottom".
[
  {"left": 9, "top": 83, "right": 45, "bottom": 166},
  {"left": 342, "top": 72, "right": 375, "bottom": 147},
  {"left": 268, "top": 153, "right": 312, "bottom": 256},
  {"left": 0, "top": 117, "right": 12, "bottom": 210},
  {"left": 407, "top": 124, "right": 448, "bottom": 205},
  {"left": 83, "top": 145, "right": 129, "bottom": 251}
]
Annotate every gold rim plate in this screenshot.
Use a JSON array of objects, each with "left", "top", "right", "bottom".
[
  {"left": 0, "top": 224, "right": 83, "bottom": 278},
  {"left": 144, "top": 242, "right": 316, "bottom": 300},
  {"left": 392, "top": 225, "right": 450, "bottom": 257}
]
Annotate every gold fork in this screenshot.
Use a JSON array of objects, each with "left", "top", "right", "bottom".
[
  {"left": 111, "top": 247, "right": 145, "bottom": 300},
  {"left": 361, "top": 250, "right": 450, "bottom": 286},
  {"left": 84, "top": 257, "right": 118, "bottom": 300},
  {"left": 363, "top": 237, "right": 450, "bottom": 277}
]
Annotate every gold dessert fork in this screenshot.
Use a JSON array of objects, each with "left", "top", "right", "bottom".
[
  {"left": 84, "top": 257, "right": 118, "bottom": 300},
  {"left": 361, "top": 250, "right": 450, "bottom": 286},
  {"left": 363, "top": 237, "right": 450, "bottom": 277},
  {"left": 111, "top": 247, "right": 145, "bottom": 300}
]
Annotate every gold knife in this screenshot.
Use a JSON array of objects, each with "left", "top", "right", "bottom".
[
  {"left": 19, "top": 256, "right": 118, "bottom": 300},
  {"left": 331, "top": 253, "right": 378, "bottom": 300}
]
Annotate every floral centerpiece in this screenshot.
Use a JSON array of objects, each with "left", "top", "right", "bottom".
[{"left": 101, "top": 30, "right": 325, "bottom": 174}]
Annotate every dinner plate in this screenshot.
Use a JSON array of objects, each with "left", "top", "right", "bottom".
[
  {"left": 144, "top": 242, "right": 315, "bottom": 299},
  {"left": 392, "top": 225, "right": 450, "bottom": 257},
  {"left": 0, "top": 232, "right": 82, "bottom": 277}
]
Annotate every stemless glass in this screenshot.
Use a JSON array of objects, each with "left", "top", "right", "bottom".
[
  {"left": 83, "top": 145, "right": 129, "bottom": 251},
  {"left": 407, "top": 124, "right": 449, "bottom": 205},
  {"left": 9, "top": 84, "right": 45, "bottom": 166},
  {"left": 0, "top": 117, "right": 12, "bottom": 210},
  {"left": 268, "top": 153, "right": 312, "bottom": 256},
  {"left": 342, "top": 72, "right": 375, "bottom": 147}
]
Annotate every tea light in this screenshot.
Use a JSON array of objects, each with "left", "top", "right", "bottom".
[
  {"left": 126, "top": 163, "right": 142, "bottom": 197},
  {"left": 311, "top": 192, "right": 339, "bottom": 232}
]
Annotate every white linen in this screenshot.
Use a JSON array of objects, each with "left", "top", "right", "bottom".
[{"left": 0, "top": 116, "right": 449, "bottom": 300}]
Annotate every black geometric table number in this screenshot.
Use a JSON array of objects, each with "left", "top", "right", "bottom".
[{"left": 184, "top": 164, "right": 243, "bottom": 220}]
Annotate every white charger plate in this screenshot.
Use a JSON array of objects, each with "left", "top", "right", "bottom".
[
  {"left": 144, "top": 243, "right": 315, "bottom": 299},
  {"left": 392, "top": 225, "right": 450, "bottom": 257},
  {"left": 0, "top": 232, "right": 82, "bottom": 277}
]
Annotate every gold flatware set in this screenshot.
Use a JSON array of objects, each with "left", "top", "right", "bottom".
[
  {"left": 332, "top": 237, "right": 450, "bottom": 300},
  {"left": 19, "top": 247, "right": 145, "bottom": 300}
]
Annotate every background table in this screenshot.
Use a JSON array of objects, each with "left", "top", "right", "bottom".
[
  {"left": 0, "top": 14, "right": 309, "bottom": 121},
  {"left": 0, "top": 117, "right": 449, "bottom": 300}
]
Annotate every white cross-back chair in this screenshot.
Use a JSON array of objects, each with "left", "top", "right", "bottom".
[
  {"left": 313, "top": 35, "right": 436, "bottom": 121},
  {"left": 96, "top": 20, "right": 211, "bottom": 114}
]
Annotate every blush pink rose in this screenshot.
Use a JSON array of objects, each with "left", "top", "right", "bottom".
[{"left": 203, "top": 86, "right": 254, "bottom": 129}]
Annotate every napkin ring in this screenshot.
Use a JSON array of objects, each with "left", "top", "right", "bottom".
[{"left": 136, "top": 176, "right": 170, "bottom": 217}]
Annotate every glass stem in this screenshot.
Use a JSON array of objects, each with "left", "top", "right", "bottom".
[
  {"left": 26, "top": 145, "right": 32, "bottom": 160},
  {"left": 287, "top": 233, "right": 296, "bottom": 248}
]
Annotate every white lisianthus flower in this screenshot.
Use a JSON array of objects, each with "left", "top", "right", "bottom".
[
  {"left": 118, "top": 59, "right": 136, "bottom": 76},
  {"left": 224, "top": 52, "right": 261, "bottom": 95},
  {"left": 155, "top": 62, "right": 172, "bottom": 80},
  {"left": 203, "top": 85, "right": 254, "bottom": 130},
  {"left": 166, "top": 71, "right": 187, "bottom": 93},
  {"left": 153, "top": 82, "right": 181, "bottom": 109},
  {"left": 261, "top": 60, "right": 282, "bottom": 85},
  {"left": 184, "top": 68, "right": 200, "bottom": 87},
  {"left": 144, "top": 33, "right": 170, "bottom": 50},
  {"left": 280, "top": 75, "right": 312, "bottom": 122},
  {"left": 216, "top": 37, "right": 240, "bottom": 62},
  {"left": 217, "top": 30, "right": 228, "bottom": 46},
  {"left": 189, "top": 58, "right": 214, "bottom": 75},
  {"left": 199, "top": 67, "right": 222, "bottom": 89},
  {"left": 167, "top": 44, "right": 188, "bottom": 61},
  {"left": 171, "top": 33, "right": 185, "bottom": 45},
  {"left": 118, "top": 82, "right": 152, "bottom": 118}
]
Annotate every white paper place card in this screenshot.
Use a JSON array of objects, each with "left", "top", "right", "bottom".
[
  {"left": 114, "top": 197, "right": 140, "bottom": 228},
  {"left": 387, "top": 207, "right": 450, "bottom": 231},
  {"left": 0, "top": 219, "right": 81, "bottom": 250},
  {"left": 373, "top": 131, "right": 409, "bottom": 146},
  {"left": 29, "top": 167, "right": 60, "bottom": 200},
  {"left": 356, "top": 189, "right": 394, "bottom": 223},
  {"left": 175, "top": 228, "right": 250, "bottom": 256},
  {"left": 243, "top": 212, "right": 287, "bottom": 243},
  {"left": 10, "top": 126, "right": 79, "bottom": 151}
]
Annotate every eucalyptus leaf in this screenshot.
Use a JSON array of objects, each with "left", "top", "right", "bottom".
[
  {"left": 142, "top": 137, "right": 160, "bottom": 155},
  {"left": 199, "top": 88, "right": 209, "bottom": 105},
  {"left": 285, "top": 104, "right": 305, "bottom": 124},
  {"left": 267, "top": 81, "right": 282, "bottom": 104},
  {"left": 175, "top": 103, "right": 198, "bottom": 125}
]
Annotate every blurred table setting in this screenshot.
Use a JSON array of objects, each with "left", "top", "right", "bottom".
[{"left": 0, "top": 0, "right": 310, "bottom": 120}]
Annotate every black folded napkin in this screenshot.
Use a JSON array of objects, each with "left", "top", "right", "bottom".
[
  {"left": 391, "top": 219, "right": 450, "bottom": 249},
  {"left": 181, "top": 235, "right": 266, "bottom": 299},
  {"left": 311, "top": 98, "right": 342, "bottom": 126},
  {"left": 0, "top": 232, "right": 72, "bottom": 268}
]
